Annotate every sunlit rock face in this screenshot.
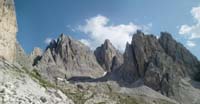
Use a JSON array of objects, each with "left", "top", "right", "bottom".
[
  {"left": 35, "top": 34, "right": 104, "bottom": 82},
  {"left": 108, "top": 30, "right": 200, "bottom": 98},
  {"left": 94, "top": 39, "right": 123, "bottom": 72},
  {"left": 0, "top": 0, "right": 17, "bottom": 62}
]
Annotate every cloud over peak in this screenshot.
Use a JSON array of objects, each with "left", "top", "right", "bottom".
[
  {"left": 78, "top": 15, "right": 151, "bottom": 51},
  {"left": 191, "top": 6, "right": 200, "bottom": 22},
  {"left": 186, "top": 40, "right": 196, "bottom": 47},
  {"left": 179, "top": 6, "right": 200, "bottom": 40},
  {"left": 44, "top": 38, "right": 53, "bottom": 45},
  {"left": 178, "top": 6, "right": 200, "bottom": 49}
]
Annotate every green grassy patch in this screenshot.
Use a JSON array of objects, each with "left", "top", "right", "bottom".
[
  {"left": 22, "top": 67, "right": 56, "bottom": 88},
  {"left": 21, "top": 67, "right": 92, "bottom": 103}
]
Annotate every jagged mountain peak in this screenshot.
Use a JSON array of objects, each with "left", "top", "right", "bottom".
[
  {"left": 106, "top": 31, "right": 200, "bottom": 98},
  {"left": 135, "top": 30, "right": 144, "bottom": 35},
  {"left": 47, "top": 34, "right": 72, "bottom": 48},
  {"left": 95, "top": 39, "right": 123, "bottom": 72},
  {"left": 57, "top": 33, "right": 72, "bottom": 42},
  {"left": 35, "top": 34, "right": 104, "bottom": 82},
  {"left": 31, "top": 47, "right": 43, "bottom": 56},
  {"left": 159, "top": 32, "right": 199, "bottom": 77},
  {"left": 101, "top": 39, "right": 117, "bottom": 53},
  {"left": 104, "top": 39, "right": 112, "bottom": 47},
  {"left": 31, "top": 47, "right": 43, "bottom": 66},
  {"left": 160, "top": 32, "right": 173, "bottom": 39}
]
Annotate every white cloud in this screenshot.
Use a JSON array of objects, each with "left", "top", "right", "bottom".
[
  {"left": 44, "top": 38, "right": 52, "bottom": 45},
  {"left": 191, "top": 6, "right": 200, "bottom": 22},
  {"left": 80, "top": 39, "right": 91, "bottom": 47},
  {"left": 179, "top": 6, "right": 200, "bottom": 39},
  {"left": 179, "top": 25, "right": 192, "bottom": 35},
  {"left": 78, "top": 15, "right": 150, "bottom": 51},
  {"left": 186, "top": 40, "right": 196, "bottom": 47}
]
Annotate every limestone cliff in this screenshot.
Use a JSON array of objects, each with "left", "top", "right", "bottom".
[
  {"left": 30, "top": 47, "right": 42, "bottom": 66},
  {"left": 35, "top": 34, "right": 104, "bottom": 82},
  {"left": 94, "top": 39, "right": 123, "bottom": 72},
  {"left": 0, "top": 0, "right": 17, "bottom": 62}
]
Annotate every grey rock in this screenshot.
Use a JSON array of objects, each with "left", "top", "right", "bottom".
[
  {"left": 0, "top": 0, "right": 17, "bottom": 62},
  {"left": 0, "top": 59, "right": 74, "bottom": 104},
  {"left": 15, "top": 41, "right": 32, "bottom": 70},
  {"left": 40, "top": 96, "right": 47, "bottom": 103},
  {"left": 144, "top": 63, "right": 161, "bottom": 91},
  {"left": 110, "top": 56, "right": 122, "bottom": 71},
  {"left": 112, "top": 42, "right": 139, "bottom": 83},
  {"left": 114, "top": 31, "right": 165, "bottom": 83},
  {"left": 94, "top": 39, "right": 123, "bottom": 72},
  {"left": 36, "top": 34, "right": 104, "bottom": 82},
  {"left": 145, "top": 52, "right": 184, "bottom": 96},
  {"left": 111, "top": 31, "right": 190, "bottom": 97},
  {"left": 131, "top": 31, "right": 164, "bottom": 77},
  {"left": 159, "top": 32, "right": 199, "bottom": 77},
  {"left": 30, "top": 47, "right": 42, "bottom": 66}
]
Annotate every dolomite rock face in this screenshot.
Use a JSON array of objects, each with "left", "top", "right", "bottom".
[
  {"left": 15, "top": 41, "right": 32, "bottom": 69},
  {"left": 94, "top": 39, "right": 123, "bottom": 72},
  {"left": 35, "top": 34, "right": 104, "bottom": 82},
  {"left": 159, "top": 32, "right": 199, "bottom": 77},
  {"left": 30, "top": 47, "right": 42, "bottom": 66},
  {"left": 110, "top": 31, "right": 198, "bottom": 97},
  {"left": 31, "top": 47, "right": 43, "bottom": 58},
  {"left": 0, "top": 0, "right": 17, "bottom": 62}
]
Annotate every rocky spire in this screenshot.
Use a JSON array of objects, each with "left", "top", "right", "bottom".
[
  {"left": 31, "top": 47, "right": 43, "bottom": 58},
  {"left": 35, "top": 34, "right": 104, "bottom": 82},
  {"left": 94, "top": 39, "right": 123, "bottom": 72},
  {"left": 110, "top": 31, "right": 198, "bottom": 96},
  {"left": 31, "top": 47, "right": 43, "bottom": 66},
  {"left": 159, "top": 32, "right": 199, "bottom": 76},
  {"left": 0, "top": 0, "right": 17, "bottom": 62}
]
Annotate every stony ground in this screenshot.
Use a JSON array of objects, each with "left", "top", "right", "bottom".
[
  {"left": 0, "top": 60, "right": 74, "bottom": 104},
  {"left": 0, "top": 59, "right": 179, "bottom": 104}
]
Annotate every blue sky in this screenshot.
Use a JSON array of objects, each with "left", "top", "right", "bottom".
[{"left": 15, "top": 0, "right": 200, "bottom": 59}]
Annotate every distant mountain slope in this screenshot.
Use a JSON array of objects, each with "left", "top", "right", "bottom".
[
  {"left": 106, "top": 31, "right": 200, "bottom": 103},
  {"left": 35, "top": 34, "right": 104, "bottom": 82}
]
